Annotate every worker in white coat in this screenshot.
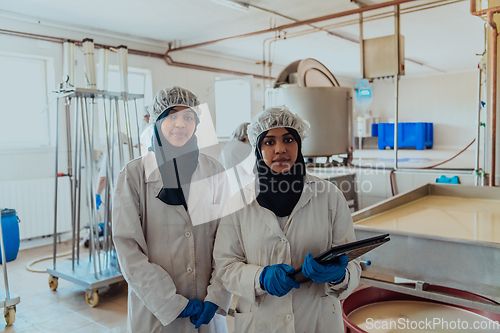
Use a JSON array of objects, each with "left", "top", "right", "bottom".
[
  {"left": 214, "top": 106, "right": 361, "bottom": 333},
  {"left": 219, "top": 122, "right": 255, "bottom": 197},
  {"left": 113, "top": 86, "right": 232, "bottom": 333},
  {"left": 139, "top": 107, "right": 154, "bottom": 155},
  {"left": 96, "top": 132, "right": 132, "bottom": 210}
]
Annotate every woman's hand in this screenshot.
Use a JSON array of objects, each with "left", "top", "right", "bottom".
[
  {"left": 302, "top": 253, "right": 348, "bottom": 283},
  {"left": 259, "top": 264, "right": 300, "bottom": 297},
  {"left": 178, "top": 299, "right": 203, "bottom": 318},
  {"left": 190, "top": 301, "right": 218, "bottom": 329}
]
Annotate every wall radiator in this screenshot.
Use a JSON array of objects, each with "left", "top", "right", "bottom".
[{"left": 0, "top": 177, "right": 73, "bottom": 240}]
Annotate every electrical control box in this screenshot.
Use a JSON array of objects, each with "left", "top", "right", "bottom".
[{"left": 363, "top": 34, "right": 405, "bottom": 79}]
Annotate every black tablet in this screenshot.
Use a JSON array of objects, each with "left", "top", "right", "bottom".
[{"left": 289, "top": 233, "right": 390, "bottom": 283}]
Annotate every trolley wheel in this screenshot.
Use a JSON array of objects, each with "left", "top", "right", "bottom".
[
  {"left": 85, "top": 290, "right": 99, "bottom": 307},
  {"left": 4, "top": 307, "right": 15, "bottom": 326},
  {"left": 48, "top": 275, "right": 58, "bottom": 291}
]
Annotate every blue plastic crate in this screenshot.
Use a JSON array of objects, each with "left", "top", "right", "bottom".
[
  {"left": 371, "top": 123, "right": 378, "bottom": 137},
  {"left": 377, "top": 122, "right": 433, "bottom": 150}
]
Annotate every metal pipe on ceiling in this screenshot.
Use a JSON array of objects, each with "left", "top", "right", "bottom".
[
  {"left": 1, "top": 0, "right": 459, "bottom": 81},
  {"left": 248, "top": 0, "right": 463, "bottom": 74},
  {"left": 249, "top": 2, "right": 359, "bottom": 44},
  {"left": 164, "top": 54, "right": 270, "bottom": 79},
  {"left": 0, "top": 29, "right": 271, "bottom": 79},
  {"left": 488, "top": 10, "right": 498, "bottom": 187},
  {"left": 471, "top": 1, "right": 500, "bottom": 15},
  {"left": 197, "top": 0, "right": 458, "bottom": 74},
  {"left": 167, "top": 0, "right": 418, "bottom": 53},
  {"left": 262, "top": 36, "right": 275, "bottom": 95},
  {"left": 320, "top": 0, "right": 465, "bottom": 30},
  {"left": 471, "top": 0, "right": 498, "bottom": 187}
]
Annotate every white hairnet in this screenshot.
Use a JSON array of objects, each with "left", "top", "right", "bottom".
[
  {"left": 148, "top": 86, "right": 201, "bottom": 123},
  {"left": 231, "top": 122, "right": 250, "bottom": 141},
  {"left": 247, "top": 105, "right": 310, "bottom": 147}
]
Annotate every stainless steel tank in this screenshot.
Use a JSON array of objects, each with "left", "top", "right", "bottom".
[{"left": 267, "top": 86, "right": 353, "bottom": 157}]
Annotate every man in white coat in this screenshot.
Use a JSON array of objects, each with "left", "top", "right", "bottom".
[
  {"left": 113, "top": 86, "right": 232, "bottom": 333},
  {"left": 214, "top": 106, "right": 361, "bottom": 333}
]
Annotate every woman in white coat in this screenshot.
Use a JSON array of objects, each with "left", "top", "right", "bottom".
[
  {"left": 214, "top": 106, "right": 361, "bottom": 333},
  {"left": 113, "top": 86, "right": 232, "bottom": 333}
]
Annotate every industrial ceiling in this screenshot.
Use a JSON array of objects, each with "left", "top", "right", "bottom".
[{"left": 0, "top": 0, "right": 486, "bottom": 78}]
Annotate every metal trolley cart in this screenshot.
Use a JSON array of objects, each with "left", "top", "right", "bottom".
[
  {"left": 47, "top": 88, "right": 143, "bottom": 307},
  {"left": 0, "top": 209, "right": 20, "bottom": 325}
]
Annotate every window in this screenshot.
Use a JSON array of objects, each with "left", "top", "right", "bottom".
[
  {"left": 0, "top": 53, "right": 53, "bottom": 148},
  {"left": 215, "top": 77, "right": 252, "bottom": 139},
  {"left": 97, "top": 66, "right": 153, "bottom": 143}
]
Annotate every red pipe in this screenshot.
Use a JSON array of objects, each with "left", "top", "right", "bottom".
[
  {"left": 0, "top": 29, "right": 271, "bottom": 79},
  {"left": 471, "top": 3, "right": 500, "bottom": 16},
  {"left": 490, "top": 11, "right": 497, "bottom": 187},
  {"left": 471, "top": 0, "right": 498, "bottom": 186},
  {"left": 168, "top": 0, "right": 418, "bottom": 53},
  {"left": 164, "top": 55, "right": 271, "bottom": 79}
]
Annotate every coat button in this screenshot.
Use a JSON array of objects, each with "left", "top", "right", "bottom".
[
  {"left": 281, "top": 238, "right": 287, "bottom": 243},
  {"left": 187, "top": 267, "right": 193, "bottom": 273},
  {"left": 286, "top": 315, "right": 292, "bottom": 320},
  {"left": 185, "top": 232, "right": 191, "bottom": 237}
]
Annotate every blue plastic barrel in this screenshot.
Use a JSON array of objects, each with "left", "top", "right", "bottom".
[{"left": 0, "top": 209, "right": 21, "bottom": 264}]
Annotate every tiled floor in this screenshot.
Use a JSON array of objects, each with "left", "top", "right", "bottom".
[{"left": 0, "top": 241, "right": 236, "bottom": 333}]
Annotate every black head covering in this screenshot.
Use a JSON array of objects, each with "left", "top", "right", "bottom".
[
  {"left": 151, "top": 106, "right": 200, "bottom": 210},
  {"left": 255, "top": 127, "right": 305, "bottom": 217}
]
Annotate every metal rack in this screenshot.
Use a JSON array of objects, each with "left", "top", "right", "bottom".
[
  {"left": 0, "top": 210, "right": 20, "bottom": 325},
  {"left": 47, "top": 88, "right": 143, "bottom": 307}
]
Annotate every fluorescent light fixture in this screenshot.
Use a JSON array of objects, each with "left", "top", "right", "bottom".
[{"left": 211, "top": 0, "right": 249, "bottom": 12}]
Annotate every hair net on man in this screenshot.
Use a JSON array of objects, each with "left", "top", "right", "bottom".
[
  {"left": 247, "top": 105, "right": 310, "bottom": 148},
  {"left": 148, "top": 86, "right": 201, "bottom": 123},
  {"left": 231, "top": 122, "right": 250, "bottom": 141}
]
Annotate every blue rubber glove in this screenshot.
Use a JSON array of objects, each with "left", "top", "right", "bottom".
[
  {"left": 302, "top": 253, "right": 348, "bottom": 283},
  {"left": 98, "top": 222, "right": 104, "bottom": 237},
  {"left": 95, "top": 194, "right": 102, "bottom": 210},
  {"left": 178, "top": 299, "right": 203, "bottom": 318},
  {"left": 259, "top": 264, "right": 300, "bottom": 297},
  {"left": 190, "top": 301, "right": 218, "bottom": 329}
]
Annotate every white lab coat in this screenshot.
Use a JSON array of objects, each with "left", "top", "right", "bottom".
[
  {"left": 214, "top": 173, "right": 361, "bottom": 333},
  {"left": 113, "top": 151, "right": 232, "bottom": 333}
]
